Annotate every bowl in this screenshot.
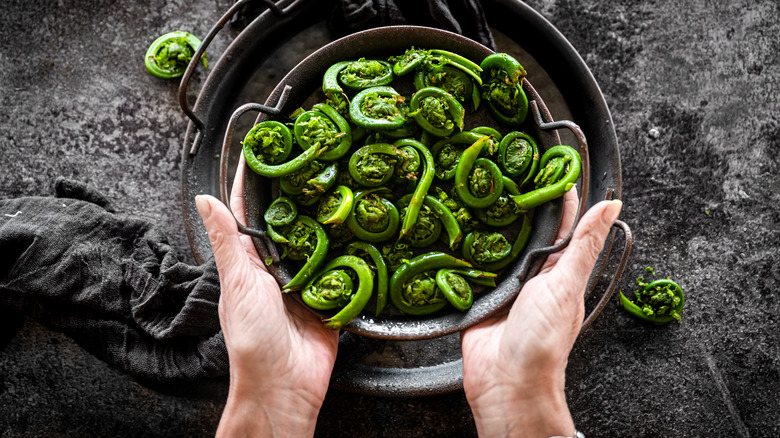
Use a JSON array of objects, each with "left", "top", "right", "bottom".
[{"left": 234, "top": 26, "right": 581, "bottom": 340}]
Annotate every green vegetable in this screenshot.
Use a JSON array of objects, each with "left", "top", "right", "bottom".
[
  {"left": 619, "top": 269, "right": 685, "bottom": 324},
  {"left": 349, "top": 86, "right": 407, "bottom": 130},
  {"left": 498, "top": 131, "right": 539, "bottom": 186},
  {"left": 301, "top": 255, "right": 374, "bottom": 329},
  {"left": 435, "top": 268, "right": 497, "bottom": 311},
  {"left": 389, "top": 252, "right": 472, "bottom": 315},
  {"left": 474, "top": 177, "right": 521, "bottom": 227},
  {"left": 316, "top": 185, "right": 354, "bottom": 225},
  {"left": 480, "top": 53, "right": 528, "bottom": 125},
  {"left": 243, "top": 121, "right": 323, "bottom": 178},
  {"left": 144, "top": 31, "right": 207, "bottom": 79},
  {"left": 345, "top": 241, "right": 389, "bottom": 316},
  {"left": 264, "top": 196, "right": 298, "bottom": 227},
  {"left": 293, "top": 103, "right": 352, "bottom": 162},
  {"left": 454, "top": 136, "right": 504, "bottom": 208},
  {"left": 409, "top": 87, "right": 465, "bottom": 137},
  {"left": 279, "top": 216, "right": 329, "bottom": 292},
  {"left": 510, "top": 145, "right": 581, "bottom": 212},
  {"left": 345, "top": 188, "right": 400, "bottom": 242}
]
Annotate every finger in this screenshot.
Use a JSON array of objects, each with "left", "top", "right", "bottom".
[
  {"left": 539, "top": 189, "right": 580, "bottom": 272},
  {"left": 556, "top": 188, "right": 580, "bottom": 243},
  {"left": 229, "top": 156, "right": 247, "bottom": 226},
  {"left": 555, "top": 200, "right": 622, "bottom": 284},
  {"left": 196, "top": 194, "right": 252, "bottom": 283}
]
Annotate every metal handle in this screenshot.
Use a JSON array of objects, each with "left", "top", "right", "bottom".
[
  {"left": 178, "top": 0, "right": 290, "bottom": 156},
  {"left": 580, "top": 219, "right": 633, "bottom": 334},
  {"left": 515, "top": 99, "right": 591, "bottom": 281},
  {"left": 217, "top": 85, "right": 293, "bottom": 264}
]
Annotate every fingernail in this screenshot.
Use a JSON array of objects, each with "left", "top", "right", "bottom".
[
  {"left": 195, "top": 195, "right": 212, "bottom": 219},
  {"left": 604, "top": 200, "right": 622, "bottom": 224}
]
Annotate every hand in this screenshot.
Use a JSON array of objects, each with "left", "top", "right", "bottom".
[
  {"left": 461, "top": 190, "right": 622, "bottom": 437},
  {"left": 196, "top": 161, "right": 339, "bottom": 437}
]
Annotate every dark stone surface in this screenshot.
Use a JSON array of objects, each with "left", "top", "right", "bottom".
[{"left": 1, "top": 0, "right": 779, "bottom": 437}]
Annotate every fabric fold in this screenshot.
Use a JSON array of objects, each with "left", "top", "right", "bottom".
[{"left": 0, "top": 179, "right": 227, "bottom": 380}]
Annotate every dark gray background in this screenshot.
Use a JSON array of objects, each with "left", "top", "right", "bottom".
[{"left": 1, "top": 0, "right": 778, "bottom": 436}]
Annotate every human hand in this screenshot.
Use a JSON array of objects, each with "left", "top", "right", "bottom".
[
  {"left": 461, "top": 190, "right": 622, "bottom": 437},
  {"left": 196, "top": 162, "right": 339, "bottom": 437}
]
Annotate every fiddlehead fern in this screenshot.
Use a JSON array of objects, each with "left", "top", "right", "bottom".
[
  {"left": 144, "top": 31, "right": 207, "bottom": 79},
  {"left": 264, "top": 196, "right": 298, "bottom": 227},
  {"left": 497, "top": 131, "right": 539, "bottom": 186},
  {"left": 301, "top": 255, "right": 374, "bottom": 330},
  {"left": 480, "top": 53, "right": 528, "bottom": 126},
  {"left": 243, "top": 121, "right": 322, "bottom": 178},
  {"left": 619, "top": 268, "right": 685, "bottom": 324},
  {"left": 349, "top": 86, "right": 407, "bottom": 130},
  {"left": 474, "top": 177, "right": 521, "bottom": 227},
  {"left": 389, "top": 252, "right": 472, "bottom": 315},
  {"left": 293, "top": 103, "right": 352, "bottom": 162},
  {"left": 510, "top": 144, "right": 581, "bottom": 212},
  {"left": 435, "top": 268, "right": 497, "bottom": 311},
  {"left": 348, "top": 143, "right": 402, "bottom": 187},
  {"left": 409, "top": 87, "right": 465, "bottom": 137},
  {"left": 345, "top": 241, "right": 389, "bottom": 316},
  {"left": 455, "top": 136, "right": 504, "bottom": 208},
  {"left": 345, "top": 188, "right": 400, "bottom": 242},
  {"left": 316, "top": 185, "right": 354, "bottom": 225},
  {"left": 278, "top": 216, "right": 329, "bottom": 292}
]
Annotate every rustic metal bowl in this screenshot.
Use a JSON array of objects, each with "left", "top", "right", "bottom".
[{"left": 179, "top": 0, "right": 630, "bottom": 396}]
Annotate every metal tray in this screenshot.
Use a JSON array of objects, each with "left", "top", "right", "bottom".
[{"left": 179, "top": 0, "right": 628, "bottom": 397}]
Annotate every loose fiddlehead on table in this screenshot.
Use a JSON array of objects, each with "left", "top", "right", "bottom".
[
  {"left": 619, "top": 268, "right": 685, "bottom": 324},
  {"left": 145, "top": 31, "right": 207, "bottom": 79}
]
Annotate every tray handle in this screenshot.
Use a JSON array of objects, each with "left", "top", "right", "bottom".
[
  {"left": 178, "top": 0, "right": 291, "bottom": 156},
  {"left": 515, "top": 99, "right": 591, "bottom": 281},
  {"left": 216, "top": 86, "right": 293, "bottom": 264},
  {"left": 580, "top": 217, "right": 633, "bottom": 334}
]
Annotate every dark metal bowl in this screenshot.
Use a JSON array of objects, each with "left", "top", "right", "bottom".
[{"left": 231, "top": 26, "right": 581, "bottom": 340}]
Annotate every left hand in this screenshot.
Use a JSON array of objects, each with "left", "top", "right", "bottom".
[{"left": 196, "top": 161, "right": 339, "bottom": 437}]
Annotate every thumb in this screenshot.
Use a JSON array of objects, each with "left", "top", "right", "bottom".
[
  {"left": 555, "top": 200, "right": 623, "bottom": 284},
  {"left": 195, "top": 194, "right": 251, "bottom": 283}
]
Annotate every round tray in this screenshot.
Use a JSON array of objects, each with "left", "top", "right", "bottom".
[{"left": 179, "top": 0, "right": 621, "bottom": 397}]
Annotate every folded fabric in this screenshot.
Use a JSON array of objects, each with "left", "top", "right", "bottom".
[
  {"left": 329, "top": 0, "right": 497, "bottom": 50},
  {"left": 0, "top": 1, "right": 495, "bottom": 382},
  {"left": 0, "top": 179, "right": 228, "bottom": 380}
]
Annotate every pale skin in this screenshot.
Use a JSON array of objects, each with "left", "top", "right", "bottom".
[{"left": 197, "top": 159, "right": 621, "bottom": 437}]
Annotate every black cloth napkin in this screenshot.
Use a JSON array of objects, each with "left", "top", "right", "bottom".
[
  {"left": 329, "top": 0, "right": 496, "bottom": 50},
  {"left": 0, "top": 179, "right": 228, "bottom": 380},
  {"left": 0, "top": 0, "right": 494, "bottom": 382}
]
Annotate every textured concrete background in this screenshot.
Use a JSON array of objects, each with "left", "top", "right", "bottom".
[{"left": 1, "top": 0, "right": 779, "bottom": 437}]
